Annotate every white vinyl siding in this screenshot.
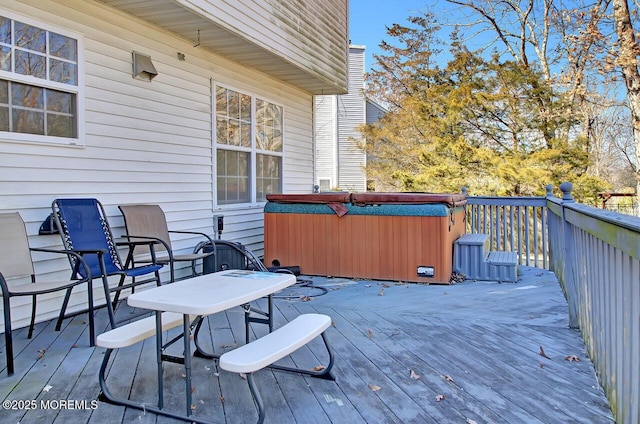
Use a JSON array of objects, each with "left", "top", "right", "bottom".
[
  {"left": 0, "top": 0, "right": 316, "bottom": 330},
  {"left": 99, "top": 0, "right": 349, "bottom": 94},
  {"left": 314, "top": 95, "right": 337, "bottom": 189},
  {"left": 337, "top": 47, "right": 366, "bottom": 192},
  {"left": 186, "top": 0, "right": 348, "bottom": 91},
  {"left": 314, "top": 46, "right": 367, "bottom": 192}
]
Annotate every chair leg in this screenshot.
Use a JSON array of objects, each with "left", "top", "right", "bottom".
[
  {"left": 101, "top": 275, "right": 117, "bottom": 329},
  {"left": 111, "top": 275, "right": 127, "bottom": 308},
  {"left": 87, "top": 280, "right": 96, "bottom": 346},
  {"left": 28, "top": 294, "right": 37, "bottom": 339},
  {"left": 55, "top": 287, "right": 74, "bottom": 331},
  {"left": 3, "top": 297, "right": 14, "bottom": 376}
]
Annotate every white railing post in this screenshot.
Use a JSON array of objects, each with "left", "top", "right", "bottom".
[{"left": 559, "top": 182, "right": 579, "bottom": 329}]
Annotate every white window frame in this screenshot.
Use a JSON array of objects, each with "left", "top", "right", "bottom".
[
  {"left": 0, "top": 10, "right": 84, "bottom": 147},
  {"left": 213, "top": 82, "right": 284, "bottom": 208}
]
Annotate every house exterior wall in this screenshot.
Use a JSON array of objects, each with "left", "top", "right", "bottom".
[
  {"left": 338, "top": 46, "right": 367, "bottom": 192},
  {"left": 174, "top": 0, "right": 349, "bottom": 93},
  {"left": 367, "top": 99, "right": 387, "bottom": 124},
  {"left": 314, "top": 46, "right": 367, "bottom": 192},
  {"left": 0, "top": 0, "right": 343, "bottom": 329},
  {"left": 314, "top": 96, "right": 338, "bottom": 190}
]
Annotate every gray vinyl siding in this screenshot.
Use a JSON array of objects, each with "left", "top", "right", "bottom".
[
  {"left": 0, "top": 0, "right": 322, "bottom": 329},
  {"left": 367, "top": 99, "right": 387, "bottom": 124}
]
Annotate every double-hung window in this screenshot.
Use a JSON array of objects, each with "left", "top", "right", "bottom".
[
  {"left": 215, "top": 85, "right": 283, "bottom": 205},
  {"left": 0, "top": 13, "right": 81, "bottom": 144}
]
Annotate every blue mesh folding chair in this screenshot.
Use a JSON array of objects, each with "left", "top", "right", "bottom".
[{"left": 52, "top": 198, "right": 163, "bottom": 329}]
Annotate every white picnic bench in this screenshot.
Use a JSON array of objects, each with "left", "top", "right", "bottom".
[
  {"left": 95, "top": 271, "right": 335, "bottom": 424},
  {"left": 219, "top": 313, "right": 334, "bottom": 424}
]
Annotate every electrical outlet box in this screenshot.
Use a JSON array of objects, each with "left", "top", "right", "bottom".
[{"left": 417, "top": 266, "right": 435, "bottom": 278}]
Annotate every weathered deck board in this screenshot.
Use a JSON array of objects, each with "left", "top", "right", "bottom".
[{"left": 0, "top": 266, "right": 615, "bottom": 423}]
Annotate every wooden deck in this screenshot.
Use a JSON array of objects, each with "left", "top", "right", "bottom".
[{"left": 1, "top": 266, "right": 614, "bottom": 423}]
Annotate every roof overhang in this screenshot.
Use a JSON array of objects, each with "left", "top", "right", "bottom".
[{"left": 98, "top": 0, "right": 347, "bottom": 94}]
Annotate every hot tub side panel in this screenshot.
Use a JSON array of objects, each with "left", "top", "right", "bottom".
[{"left": 264, "top": 206, "right": 466, "bottom": 283}]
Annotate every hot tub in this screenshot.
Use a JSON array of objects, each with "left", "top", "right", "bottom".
[{"left": 264, "top": 192, "right": 466, "bottom": 284}]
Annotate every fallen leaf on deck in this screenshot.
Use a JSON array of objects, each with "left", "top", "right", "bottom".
[
  {"left": 368, "top": 384, "right": 381, "bottom": 391},
  {"left": 43, "top": 385, "right": 53, "bottom": 393},
  {"left": 72, "top": 344, "right": 78, "bottom": 348},
  {"left": 435, "top": 394, "right": 446, "bottom": 402},
  {"left": 220, "top": 396, "right": 225, "bottom": 403},
  {"left": 378, "top": 288, "right": 385, "bottom": 296},
  {"left": 332, "top": 321, "right": 337, "bottom": 327},
  {"left": 539, "top": 362, "right": 545, "bottom": 368},
  {"left": 191, "top": 386, "right": 196, "bottom": 394},
  {"left": 410, "top": 369, "right": 420, "bottom": 379},
  {"left": 565, "top": 355, "right": 580, "bottom": 362},
  {"left": 539, "top": 345, "right": 551, "bottom": 359},
  {"left": 37, "top": 349, "right": 47, "bottom": 360},
  {"left": 300, "top": 295, "right": 312, "bottom": 302},
  {"left": 467, "top": 419, "right": 479, "bottom": 424},
  {"left": 191, "top": 404, "right": 197, "bottom": 410},
  {"left": 311, "top": 365, "right": 326, "bottom": 371},
  {"left": 381, "top": 283, "right": 390, "bottom": 288},
  {"left": 443, "top": 374, "right": 454, "bottom": 383},
  {"left": 239, "top": 373, "right": 247, "bottom": 380},
  {"left": 367, "top": 329, "right": 373, "bottom": 338}
]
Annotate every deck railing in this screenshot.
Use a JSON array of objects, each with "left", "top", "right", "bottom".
[
  {"left": 547, "top": 183, "right": 640, "bottom": 424},
  {"left": 462, "top": 187, "right": 550, "bottom": 269},
  {"left": 464, "top": 183, "right": 639, "bottom": 422}
]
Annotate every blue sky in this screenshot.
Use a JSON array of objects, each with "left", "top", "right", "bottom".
[{"left": 349, "top": 0, "right": 427, "bottom": 71}]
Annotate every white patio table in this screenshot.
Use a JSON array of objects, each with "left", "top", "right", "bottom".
[{"left": 125, "top": 269, "right": 296, "bottom": 422}]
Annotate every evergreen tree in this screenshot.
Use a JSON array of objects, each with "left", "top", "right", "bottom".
[{"left": 361, "top": 13, "right": 609, "bottom": 199}]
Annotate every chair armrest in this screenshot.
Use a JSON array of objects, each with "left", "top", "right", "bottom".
[
  {"left": 118, "top": 235, "right": 169, "bottom": 254},
  {"left": 116, "top": 236, "right": 163, "bottom": 266},
  {"left": 168, "top": 231, "right": 215, "bottom": 254},
  {"left": 168, "top": 230, "right": 214, "bottom": 243},
  {"left": 29, "top": 247, "right": 93, "bottom": 281},
  {"left": 116, "top": 236, "right": 163, "bottom": 247}
]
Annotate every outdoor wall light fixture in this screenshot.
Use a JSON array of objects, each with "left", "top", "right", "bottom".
[{"left": 132, "top": 51, "right": 158, "bottom": 81}]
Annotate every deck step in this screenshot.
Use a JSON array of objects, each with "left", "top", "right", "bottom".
[
  {"left": 485, "top": 251, "right": 518, "bottom": 282},
  {"left": 454, "top": 234, "right": 518, "bottom": 282}
]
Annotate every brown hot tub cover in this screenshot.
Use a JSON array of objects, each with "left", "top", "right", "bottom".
[
  {"left": 350, "top": 192, "right": 467, "bottom": 208},
  {"left": 265, "top": 193, "right": 352, "bottom": 204}
]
